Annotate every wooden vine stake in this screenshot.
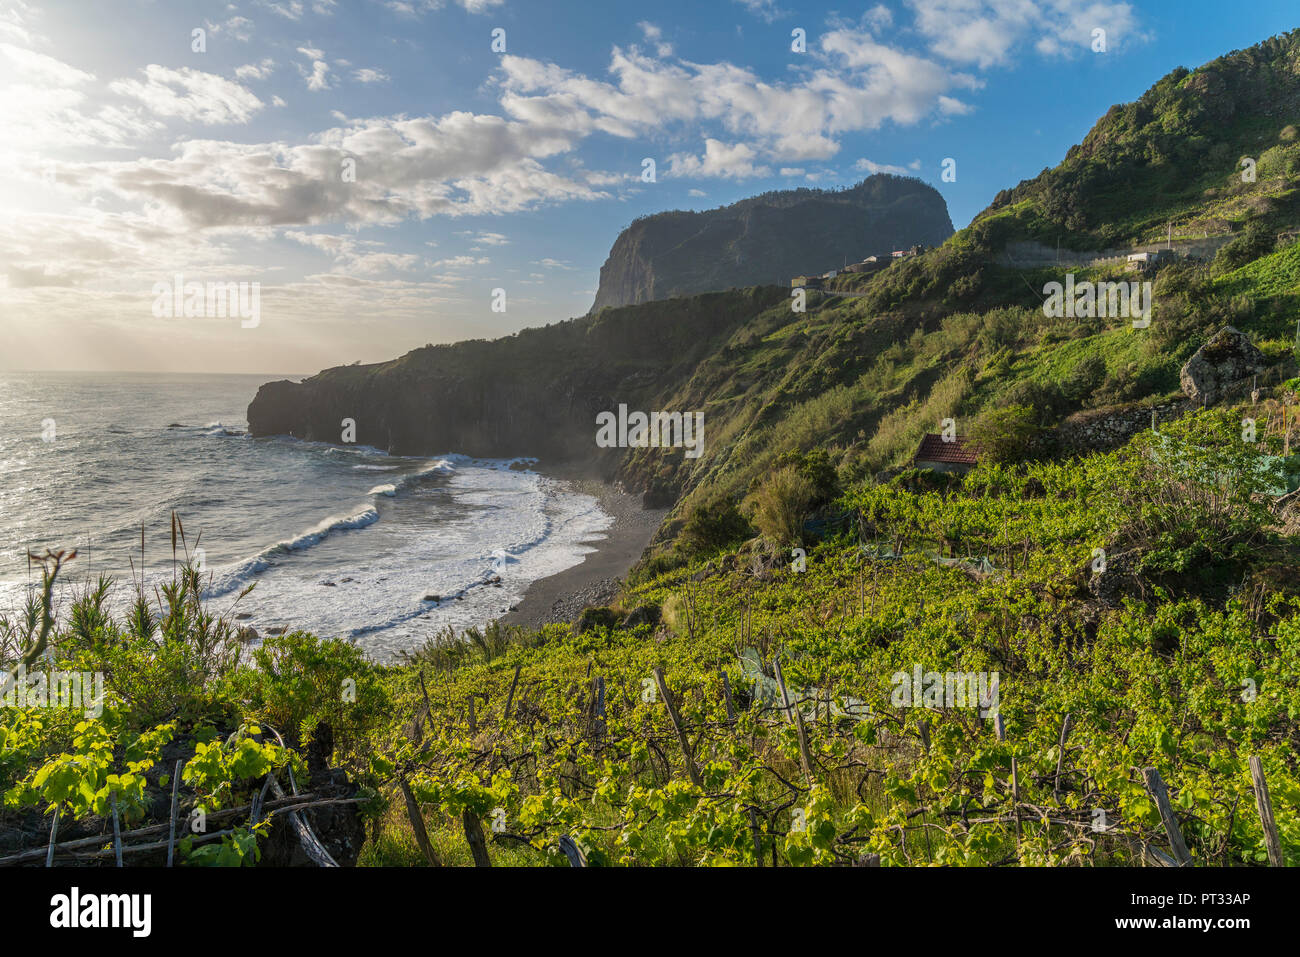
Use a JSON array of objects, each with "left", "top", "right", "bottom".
[
  {"left": 652, "top": 666, "right": 703, "bottom": 788},
  {"left": 167, "top": 758, "right": 183, "bottom": 867},
  {"left": 503, "top": 664, "right": 522, "bottom": 724},
  {"left": 1248, "top": 755, "right": 1283, "bottom": 867},
  {"left": 462, "top": 810, "right": 492, "bottom": 867},
  {"left": 996, "top": 713, "right": 1021, "bottom": 849},
  {"left": 721, "top": 670, "right": 736, "bottom": 726},
  {"left": 110, "top": 792, "right": 123, "bottom": 868},
  {"left": 593, "top": 675, "right": 606, "bottom": 739},
  {"left": 1053, "top": 713, "right": 1073, "bottom": 802},
  {"left": 558, "top": 835, "right": 587, "bottom": 867},
  {"left": 45, "top": 807, "right": 59, "bottom": 868},
  {"left": 1141, "top": 767, "right": 1193, "bottom": 867},
  {"left": 773, "top": 659, "right": 814, "bottom": 783},
  {"left": 747, "top": 808, "right": 763, "bottom": 867},
  {"left": 398, "top": 776, "right": 442, "bottom": 867}
]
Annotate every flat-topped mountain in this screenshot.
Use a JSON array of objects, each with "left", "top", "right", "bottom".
[{"left": 588, "top": 174, "right": 954, "bottom": 313}]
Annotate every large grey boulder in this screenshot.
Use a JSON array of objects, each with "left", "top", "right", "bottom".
[{"left": 1179, "top": 326, "right": 1265, "bottom": 405}]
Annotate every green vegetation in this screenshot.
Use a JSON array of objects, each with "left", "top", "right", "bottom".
[
  {"left": 981, "top": 31, "right": 1300, "bottom": 250},
  {"left": 969, "top": 405, "right": 1040, "bottom": 464},
  {"left": 5, "top": 405, "right": 1298, "bottom": 866},
  {"left": 14, "top": 28, "right": 1300, "bottom": 868}
]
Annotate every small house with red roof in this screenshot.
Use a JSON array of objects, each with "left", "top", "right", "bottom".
[{"left": 913, "top": 434, "right": 980, "bottom": 474}]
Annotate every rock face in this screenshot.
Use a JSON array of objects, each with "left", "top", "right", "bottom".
[
  {"left": 589, "top": 174, "right": 954, "bottom": 313},
  {"left": 247, "top": 285, "right": 788, "bottom": 495},
  {"left": 1179, "top": 326, "right": 1265, "bottom": 405}
]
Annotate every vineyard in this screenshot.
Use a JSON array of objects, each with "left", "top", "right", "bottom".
[{"left": 3, "top": 406, "right": 1296, "bottom": 867}]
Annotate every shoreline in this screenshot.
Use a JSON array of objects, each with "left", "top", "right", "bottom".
[{"left": 502, "top": 464, "right": 668, "bottom": 630}]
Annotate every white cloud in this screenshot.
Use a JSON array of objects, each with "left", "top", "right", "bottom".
[
  {"left": 110, "top": 65, "right": 264, "bottom": 125},
  {"left": 380, "top": 0, "right": 504, "bottom": 13},
  {"left": 296, "top": 46, "right": 333, "bottom": 91},
  {"left": 0, "top": 85, "right": 159, "bottom": 149},
  {"left": 236, "top": 59, "right": 276, "bottom": 81},
  {"left": 285, "top": 230, "right": 358, "bottom": 256},
  {"left": 906, "top": 0, "right": 1143, "bottom": 68},
  {"left": 499, "top": 39, "right": 976, "bottom": 172},
  {"left": 204, "top": 16, "right": 254, "bottom": 41},
  {"left": 854, "top": 158, "right": 912, "bottom": 175},
  {"left": 669, "top": 139, "right": 770, "bottom": 180},
  {"left": 0, "top": 42, "right": 93, "bottom": 85},
  {"left": 52, "top": 108, "right": 607, "bottom": 230},
  {"left": 353, "top": 68, "right": 389, "bottom": 83},
  {"left": 0, "top": 2, "right": 32, "bottom": 44},
  {"left": 863, "top": 4, "right": 894, "bottom": 30},
  {"left": 636, "top": 21, "right": 672, "bottom": 57},
  {"left": 258, "top": 0, "right": 305, "bottom": 20},
  {"left": 431, "top": 255, "right": 489, "bottom": 268},
  {"left": 937, "top": 94, "right": 973, "bottom": 115},
  {"left": 733, "top": 0, "right": 784, "bottom": 23},
  {"left": 286, "top": 230, "right": 423, "bottom": 275}
]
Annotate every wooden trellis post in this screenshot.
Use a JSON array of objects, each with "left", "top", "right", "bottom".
[
  {"left": 398, "top": 776, "right": 442, "bottom": 867},
  {"left": 1142, "top": 767, "right": 1193, "bottom": 867},
  {"left": 1249, "top": 756, "right": 1283, "bottom": 867},
  {"left": 773, "top": 659, "right": 814, "bottom": 782},
  {"left": 462, "top": 810, "right": 492, "bottom": 867},
  {"left": 166, "top": 758, "right": 183, "bottom": 867},
  {"left": 45, "top": 808, "right": 59, "bottom": 868},
  {"left": 996, "top": 714, "right": 1021, "bottom": 848},
  {"left": 653, "top": 667, "right": 704, "bottom": 788},
  {"left": 721, "top": 670, "right": 736, "bottom": 726},
  {"left": 1053, "top": 713, "right": 1073, "bottom": 801}
]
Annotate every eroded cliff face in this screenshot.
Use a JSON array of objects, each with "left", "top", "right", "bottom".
[
  {"left": 589, "top": 174, "right": 954, "bottom": 313},
  {"left": 247, "top": 286, "right": 788, "bottom": 498}
]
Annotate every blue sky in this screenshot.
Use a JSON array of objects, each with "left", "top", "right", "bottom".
[{"left": 1, "top": 0, "right": 1297, "bottom": 374}]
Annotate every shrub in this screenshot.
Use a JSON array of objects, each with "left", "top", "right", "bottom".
[
  {"left": 745, "top": 465, "right": 816, "bottom": 546},
  {"left": 628, "top": 548, "right": 690, "bottom": 586},
  {"left": 969, "top": 404, "right": 1040, "bottom": 464},
  {"left": 999, "top": 379, "right": 1067, "bottom": 423},
  {"left": 1112, "top": 408, "right": 1283, "bottom": 580},
  {"left": 679, "top": 496, "right": 753, "bottom": 556},
  {"left": 1063, "top": 354, "right": 1107, "bottom": 405},
  {"left": 771, "top": 448, "right": 841, "bottom": 510},
  {"left": 1213, "top": 222, "right": 1274, "bottom": 274},
  {"left": 227, "top": 631, "right": 389, "bottom": 752}
]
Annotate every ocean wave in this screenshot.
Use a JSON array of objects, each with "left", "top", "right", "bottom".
[
  {"left": 205, "top": 503, "right": 380, "bottom": 598},
  {"left": 323, "top": 443, "right": 389, "bottom": 457},
  {"left": 204, "top": 455, "right": 460, "bottom": 599},
  {"left": 192, "top": 421, "right": 247, "bottom": 437}
]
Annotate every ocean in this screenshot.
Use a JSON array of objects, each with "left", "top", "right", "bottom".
[{"left": 0, "top": 371, "right": 612, "bottom": 660}]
